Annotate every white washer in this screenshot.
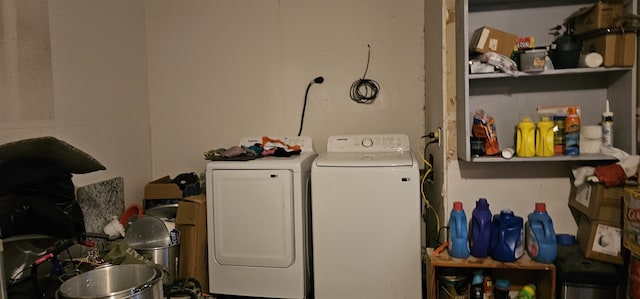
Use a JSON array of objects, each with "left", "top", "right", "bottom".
[
  {"left": 311, "top": 134, "right": 422, "bottom": 299},
  {"left": 206, "top": 136, "right": 316, "bottom": 299}
]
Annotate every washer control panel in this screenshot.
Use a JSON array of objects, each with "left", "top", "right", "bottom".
[{"left": 326, "top": 134, "right": 410, "bottom": 152}]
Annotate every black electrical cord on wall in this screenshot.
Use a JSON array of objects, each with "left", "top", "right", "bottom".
[
  {"left": 297, "top": 76, "right": 324, "bottom": 136},
  {"left": 350, "top": 44, "right": 380, "bottom": 104}
]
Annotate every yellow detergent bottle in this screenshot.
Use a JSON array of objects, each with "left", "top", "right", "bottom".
[
  {"left": 516, "top": 116, "right": 535, "bottom": 157},
  {"left": 536, "top": 115, "right": 555, "bottom": 157}
]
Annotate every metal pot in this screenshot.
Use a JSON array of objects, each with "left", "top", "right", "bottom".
[
  {"left": 135, "top": 244, "right": 179, "bottom": 285},
  {"left": 56, "top": 264, "right": 163, "bottom": 299}
]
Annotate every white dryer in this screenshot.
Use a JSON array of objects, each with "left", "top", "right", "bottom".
[
  {"left": 205, "top": 136, "right": 316, "bottom": 299},
  {"left": 311, "top": 134, "right": 422, "bottom": 299}
]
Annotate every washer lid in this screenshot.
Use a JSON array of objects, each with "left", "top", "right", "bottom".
[{"left": 314, "top": 151, "right": 414, "bottom": 167}]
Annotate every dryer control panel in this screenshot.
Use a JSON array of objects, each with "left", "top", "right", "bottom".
[{"left": 326, "top": 134, "right": 410, "bottom": 152}]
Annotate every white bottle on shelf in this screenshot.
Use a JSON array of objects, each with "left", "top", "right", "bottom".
[{"left": 601, "top": 99, "right": 614, "bottom": 147}]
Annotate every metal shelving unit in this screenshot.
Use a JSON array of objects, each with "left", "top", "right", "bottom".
[{"left": 456, "top": 0, "right": 638, "bottom": 162}]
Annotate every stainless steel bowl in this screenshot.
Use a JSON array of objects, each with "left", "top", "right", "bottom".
[{"left": 57, "top": 264, "right": 163, "bottom": 299}]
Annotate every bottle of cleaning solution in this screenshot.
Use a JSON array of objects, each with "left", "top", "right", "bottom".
[
  {"left": 564, "top": 106, "right": 580, "bottom": 156},
  {"left": 518, "top": 284, "right": 536, "bottom": 299},
  {"left": 490, "top": 209, "right": 524, "bottom": 262},
  {"left": 470, "top": 198, "right": 492, "bottom": 258},
  {"left": 536, "top": 115, "right": 555, "bottom": 157},
  {"left": 448, "top": 201, "right": 470, "bottom": 258},
  {"left": 493, "top": 278, "right": 511, "bottom": 299},
  {"left": 470, "top": 270, "right": 484, "bottom": 299},
  {"left": 526, "top": 202, "right": 557, "bottom": 263},
  {"left": 483, "top": 276, "right": 493, "bottom": 299},
  {"left": 602, "top": 99, "right": 614, "bottom": 147},
  {"left": 516, "top": 116, "right": 535, "bottom": 157},
  {"left": 553, "top": 115, "right": 566, "bottom": 155}
]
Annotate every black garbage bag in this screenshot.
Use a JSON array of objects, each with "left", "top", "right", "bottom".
[{"left": 0, "top": 158, "right": 85, "bottom": 239}]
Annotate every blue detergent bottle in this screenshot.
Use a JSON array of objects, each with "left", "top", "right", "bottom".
[
  {"left": 490, "top": 209, "right": 524, "bottom": 262},
  {"left": 470, "top": 198, "right": 492, "bottom": 258},
  {"left": 448, "top": 201, "right": 470, "bottom": 258},
  {"left": 526, "top": 202, "right": 557, "bottom": 263}
]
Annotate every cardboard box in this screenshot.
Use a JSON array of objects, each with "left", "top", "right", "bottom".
[
  {"left": 469, "top": 26, "right": 518, "bottom": 57},
  {"left": 145, "top": 175, "right": 183, "bottom": 199},
  {"left": 628, "top": 254, "right": 640, "bottom": 298},
  {"left": 624, "top": 187, "right": 640, "bottom": 255},
  {"left": 568, "top": 181, "right": 624, "bottom": 223},
  {"left": 582, "top": 31, "right": 637, "bottom": 67},
  {"left": 143, "top": 176, "right": 183, "bottom": 209},
  {"left": 577, "top": 215, "right": 624, "bottom": 264},
  {"left": 568, "top": 2, "right": 624, "bottom": 35},
  {"left": 176, "top": 194, "right": 208, "bottom": 292}
]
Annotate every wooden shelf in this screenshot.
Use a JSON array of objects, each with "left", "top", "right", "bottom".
[{"left": 426, "top": 248, "right": 556, "bottom": 298}]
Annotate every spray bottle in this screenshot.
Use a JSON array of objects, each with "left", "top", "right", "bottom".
[{"left": 602, "top": 99, "right": 614, "bottom": 147}]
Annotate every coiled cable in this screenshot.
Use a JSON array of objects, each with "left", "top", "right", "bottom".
[{"left": 350, "top": 44, "right": 380, "bottom": 104}]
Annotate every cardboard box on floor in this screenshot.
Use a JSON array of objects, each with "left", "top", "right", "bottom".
[
  {"left": 176, "top": 194, "right": 208, "bottom": 292},
  {"left": 576, "top": 214, "right": 624, "bottom": 264},
  {"left": 568, "top": 181, "right": 624, "bottom": 223}
]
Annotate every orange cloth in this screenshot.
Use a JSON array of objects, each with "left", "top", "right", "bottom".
[
  {"left": 261, "top": 136, "right": 301, "bottom": 152},
  {"left": 594, "top": 164, "right": 627, "bottom": 187}
]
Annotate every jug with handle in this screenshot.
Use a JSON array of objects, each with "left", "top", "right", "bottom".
[
  {"left": 516, "top": 116, "right": 535, "bottom": 157},
  {"left": 490, "top": 209, "right": 524, "bottom": 262},
  {"left": 469, "top": 198, "right": 492, "bottom": 258},
  {"left": 448, "top": 201, "right": 470, "bottom": 258},
  {"left": 526, "top": 202, "right": 557, "bottom": 263},
  {"left": 535, "top": 116, "right": 555, "bottom": 157}
]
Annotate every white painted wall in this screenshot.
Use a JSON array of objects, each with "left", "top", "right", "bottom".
[
  {"left": 145, "top": 0, "right": 426, "bottom": 177},
  {"left": 445, "top": 161, "right": 578, "bottom": 235},
  {"left": 0, "top": 0, "right": 583, "bottom": 237},
  {"left": 0, "top": 0, "right": 150, "bottom": 207},
  {"left": 1, "top": 0, "right": 425, "bottom": 208}
]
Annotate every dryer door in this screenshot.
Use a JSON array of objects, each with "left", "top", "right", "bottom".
[{"left": 211, "top": 169, "right": 294, "bottom": 268}]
